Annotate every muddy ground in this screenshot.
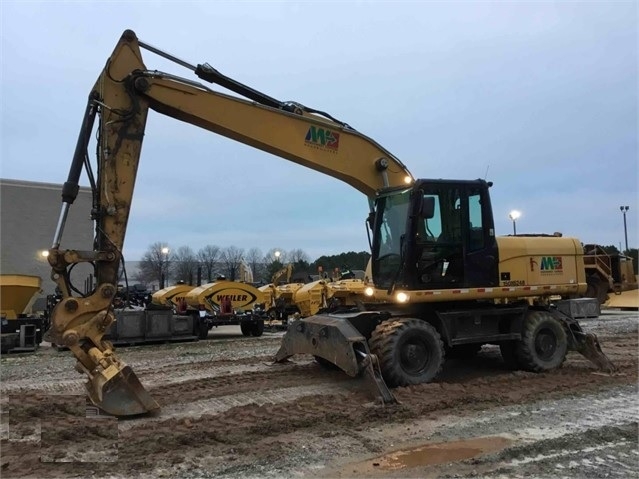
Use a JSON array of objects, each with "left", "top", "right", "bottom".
[{"left": 1, "top": 310, "right": 637, "bottom": 478}]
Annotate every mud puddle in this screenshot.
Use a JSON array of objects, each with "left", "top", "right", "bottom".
[{"left": 351, "top": 435, "right": 513, "bottom": 476}]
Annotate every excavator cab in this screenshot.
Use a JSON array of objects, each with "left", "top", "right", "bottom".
[{"left": 370, "top": 179, "right": 499, "bottom": 292}]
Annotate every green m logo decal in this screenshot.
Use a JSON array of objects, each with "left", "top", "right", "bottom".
[
  {"left": 305, "top": 125, "right": 340, "bottom": 150},
  {"left": 540, "top": 256, "right": 563, "bottom": 271}
]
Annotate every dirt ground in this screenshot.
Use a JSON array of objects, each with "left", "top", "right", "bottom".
[{"left": 1, "top": 309, "right": 637, "bottom": 478}]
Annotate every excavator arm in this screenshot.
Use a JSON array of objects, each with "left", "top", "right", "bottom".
[{"left": 47, "top": 30, "right": 411, "bottom": 416}]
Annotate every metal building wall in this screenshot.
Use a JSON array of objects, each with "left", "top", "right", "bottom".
[{"left": 0, "top": 179, "right": 94, "bottom": 297}]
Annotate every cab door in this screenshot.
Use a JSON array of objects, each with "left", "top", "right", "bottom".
[{"left": 462, "top": 186, "right": 498, "bottom": 287}]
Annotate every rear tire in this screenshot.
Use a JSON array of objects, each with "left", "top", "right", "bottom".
[
  {"left": 240, "top": 323, "right": 252, "bottom": 337},
  {"left": 197, "top": 320, "right": 209, "bottom": 340},
  {"left": 517, "top": 310, "right": 568, "bottom": 372},
  {"left": 370, "top": 318, "right": 445, "bottom": 387},
  {"left": 586, "top": 274, "right": 610, "bottom": 304},
  {"left": 250, "top": 320, "right": 264, "bottom": 337}
]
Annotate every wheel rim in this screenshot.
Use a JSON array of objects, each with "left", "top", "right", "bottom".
[
  {"left": 534, "top": 327, "right": 557, "bottom": 361},
  {"left": 400, "top": 337, "right": 430, "bottom": 375}
]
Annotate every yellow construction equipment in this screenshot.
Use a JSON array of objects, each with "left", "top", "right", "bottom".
[
  {"left": 1, "top": 275, "right": 46, "bottom": 353},
  {"left": 583, "top": 244, "right": 638, "bottom": 310},
  {"left": 150, "top": 284, "right": 194, "bottom": 309},
  {"left": 47, "top": 30, "right": 623, "bottom": 416},
  {"left": 184, "top": 279, "right": 266, "bottom": 338}
]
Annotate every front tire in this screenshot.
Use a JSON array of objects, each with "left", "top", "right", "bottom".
[
  {"left": 517, "top": 310, "right": 568, "bottom": 372},
  {"left": 370, "top": 318, "right": 445, "bottom": 387}
]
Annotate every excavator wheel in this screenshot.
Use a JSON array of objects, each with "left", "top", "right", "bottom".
[
  {"left": 370, "top": 318, "right": 445, "bottom": 387},
  {"left": 517, "top": 310, "right": 568, "bottom": 372}
]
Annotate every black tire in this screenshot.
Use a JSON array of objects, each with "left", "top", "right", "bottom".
[
  {"left": 370, "top": 318, "right": 445, "bottom": 387},
  {"left": 499, "top": 341, "right": 521, "bottom": 370},
  {"left": 240, "top": 322, "right": 252, "bottom": 337},
  {"left": 585, "top": 274, "right": 610, "bottom": 304},
  {"left": 197, "top": 320, "right": 209, "bottom": 340},
  {"left": 517, "top": 310, "right": 568, "bottom": 372},
  {"left": 250, "top": 320, "right": 264, "bottom": 337},
  {"left": 314, "top": 356, "right": 339, "bottom": 370},
  {"left": 446, "top": 343, "right": 482, "bottom": 360}
]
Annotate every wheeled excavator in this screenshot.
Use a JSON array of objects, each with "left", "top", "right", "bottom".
[{"left": 47, "top": 30, "right": 617, "bottom": 417}]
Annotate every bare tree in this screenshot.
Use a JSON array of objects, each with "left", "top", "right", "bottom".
[
  {"left": 173, "top": 246, "right": 198, "bottom": 285},
  {"left": 288, "top": 248, "right": 310, "bottom": 265},
  {"left": 221, "top": 246, "right": 245, "bottom": 281},
  {"left": 197, "top": 245, "right": 221, "bottom": 283},
  {"left": 245, "top": 247, "right": 264, "bottom": 283},
  {"left": 137, "top": 242, "right": 173, "bottom": 288}
]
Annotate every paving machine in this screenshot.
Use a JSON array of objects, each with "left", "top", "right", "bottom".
[
  {"left": 47, "top": 30, "right": 618, "bottom": 416},
  {"left": 184, "top": 279, "right": 266, "bottom": 338}
]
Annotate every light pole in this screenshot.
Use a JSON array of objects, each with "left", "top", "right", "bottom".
[
  {"left": 274, "top": 250, "right": 281, "bottom": 263},
  {"left": 508, "top": 210, "right": 521, "bottom": 235},
  {"left": 620, "top": 206, "right": 630, "bottom": 253},
  {"left": 161, "top": 247, "right": 170, "bottom": 288}
]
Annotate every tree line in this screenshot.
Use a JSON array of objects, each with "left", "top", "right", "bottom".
[
  {"left": 133, "top": 242, "right": 371, "bottom": 288},
  {"left": 133, "top": 242, "right": 637, "bottom": 289}
]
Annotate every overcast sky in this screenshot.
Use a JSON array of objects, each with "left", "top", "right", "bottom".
[{"left": 1, "top": 1, "right": 637, "bottom": 261}]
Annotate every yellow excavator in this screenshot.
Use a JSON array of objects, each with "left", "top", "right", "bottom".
[
  {"left": 295, "top": 273, "right": 368, "bottom": 318},
  {"left": 47, "top": 30, "right": 620, "bottom": 417},
  {"left": 257, "top": 264, "right": 303, "bottom": 325}
]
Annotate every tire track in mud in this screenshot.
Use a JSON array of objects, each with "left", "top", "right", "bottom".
[
  {"left": 2, "top": 321, "right": 636, "bottom": 479},
  {"left": 120, "top": 382, "right": 355, "bottom": 431}
]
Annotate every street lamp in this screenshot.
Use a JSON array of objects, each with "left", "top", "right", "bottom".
[
  {"left": 508, "top": 210, "right": 521, "bottom": 235},
  {"left": 274, "top": 250, "right": 281, "bottom": 262},
  {"left": 161, "top": 247, "right": 170, "bottom": 288},
  {"left": 620, "top": 206, "right": 630, "bottom": 253}
]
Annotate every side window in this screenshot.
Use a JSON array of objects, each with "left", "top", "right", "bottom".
[{"left": 468, "top": 191, "right": 484, "bottom": 251}]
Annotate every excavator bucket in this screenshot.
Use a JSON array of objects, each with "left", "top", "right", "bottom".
[
  {"left": 86, "top": 364, "right": 160, "bottom": 417},
  {"left": 275, "top": 312, "right": 396, "bottom": 404}
]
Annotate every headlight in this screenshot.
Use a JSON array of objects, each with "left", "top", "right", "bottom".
[
  {"left": 396, "top": 292, "right": 410, "bottom": 303},
  {"left": 364, "top": 287, "right": 375, "bottom": 297}
]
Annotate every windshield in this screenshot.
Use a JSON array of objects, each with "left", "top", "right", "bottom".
[{"left": 372, "top": 189, "right": 410, "bottom": 288}]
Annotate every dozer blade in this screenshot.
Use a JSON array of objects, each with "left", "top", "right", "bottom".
[
  {"left": 86, "top": 364, "right": 160, "bottom": 417},
  {"left": 275, "top": 312, "right": 397, "bottom": 404}
]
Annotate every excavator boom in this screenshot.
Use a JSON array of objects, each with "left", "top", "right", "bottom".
[{"left": 48, "top": 30, "right": 413, "bottom": 416}]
